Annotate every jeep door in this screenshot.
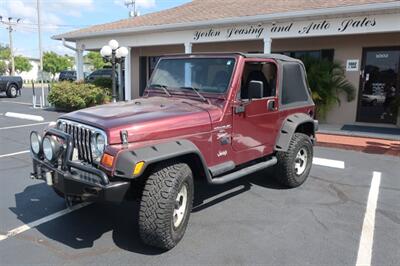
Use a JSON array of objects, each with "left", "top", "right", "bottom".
[{"left": 232, "top": 59, "right": 279, "bottom": 157}]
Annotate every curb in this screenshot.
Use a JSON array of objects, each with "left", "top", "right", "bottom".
[{"left": 316, "top": 133, "right": 400, "bottom": 157}]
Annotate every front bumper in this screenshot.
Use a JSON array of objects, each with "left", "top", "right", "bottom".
[{"left": 30, "top": 128, "right": 130, "bottom": 203}]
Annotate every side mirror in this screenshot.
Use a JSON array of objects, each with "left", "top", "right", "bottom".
[{"left": 248, "top": 80, "right": 263, "bottom": 100}]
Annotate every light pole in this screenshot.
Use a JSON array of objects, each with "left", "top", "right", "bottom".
[
  {"left": 0, "top": 16, "right": 21, "bottom": 76},
  {"left": 100, "top": 40, "right": 128, "bottom": 103}
]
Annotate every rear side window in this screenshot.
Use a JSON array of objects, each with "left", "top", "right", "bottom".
[{"left": 281, "top": 63, "right": 309, "bottom": 105}]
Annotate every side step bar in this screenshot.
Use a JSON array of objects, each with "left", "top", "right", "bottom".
[{"left": 209, "top": 157, "right": 277, "bottom": 185}]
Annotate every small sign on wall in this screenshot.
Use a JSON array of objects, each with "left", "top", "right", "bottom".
[{"left": 346, "top": 59, "right": 359, "bottom": 71}]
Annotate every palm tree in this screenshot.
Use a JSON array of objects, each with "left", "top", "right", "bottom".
[{"left": 301, "top": 56, "right": 356, "bottom": 119}]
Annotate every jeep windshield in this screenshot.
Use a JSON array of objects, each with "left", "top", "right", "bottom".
[{"left": 148, "top": 57, "right": 235, "bottom": 94}]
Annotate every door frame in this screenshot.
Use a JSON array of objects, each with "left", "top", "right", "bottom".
[{"left": 356, "top": 46, "right": 400, "bottom": 124}]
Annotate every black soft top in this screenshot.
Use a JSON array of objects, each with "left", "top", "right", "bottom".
[
  {"left": 163, "top": 52, "right": 302, "bottom": 63},
  {"left": 242, "top": 53, "right": 301, "bottom": 63}
]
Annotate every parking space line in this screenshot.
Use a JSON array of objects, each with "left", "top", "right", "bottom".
[
  {"left": 0, "top": 122, "right": 50, "bottom": 130},
  {"left": 312, "top": 157, "right": 345, "bottom": 169},
  {"left": 5, "top": 112, "right": 44, "bottom": 122},
  {"left": 356, "top": 171, "right": 381, "bottom": 266},
  {"left": 0, "top": 100, "right": 32, "bottom": 106},
  {"left": 0, "top": 202, "right": 91, "bottom": 242},
  {"left": 0, "top": 150, "right": 30, "bottom": 158}
]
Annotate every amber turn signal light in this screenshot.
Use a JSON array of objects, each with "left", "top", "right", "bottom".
[
  {"left": 101, "top": 153, "right": 114, "bottom": 168},
  {"left": 133, "top": 161, "right": 145, "bottom": 176}
]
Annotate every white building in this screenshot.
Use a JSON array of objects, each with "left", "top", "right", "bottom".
[{"left": 19, "top": 58, "right": 40, "bottom": 82}]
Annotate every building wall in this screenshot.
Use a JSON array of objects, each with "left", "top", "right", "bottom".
[
  {"left": 130, "top": 44, "right": 184, "bottom": 98},
  {"left": 129, "top": 32, "right": 400, "bottom": 125}
]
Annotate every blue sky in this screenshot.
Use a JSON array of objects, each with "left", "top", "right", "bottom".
[{"left": 0, "top": 0, "right": 191, "bottom": 58}]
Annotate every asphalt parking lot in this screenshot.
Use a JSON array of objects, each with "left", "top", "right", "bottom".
[{"left": 0, "top": 90, "right": 399, "bottom": 265}]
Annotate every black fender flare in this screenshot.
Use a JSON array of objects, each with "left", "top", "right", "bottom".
[
  {"left": 274, "top": 113, "right": 317, "bottom": 152},
  {"left": 113, "top": 139, "right": 212, "bottom": 181}
]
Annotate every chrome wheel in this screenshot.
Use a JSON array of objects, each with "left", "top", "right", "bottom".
[
  {"left": 10, "top": 87, "right": 17, "bottom": 97},
  {"left": 294, "top": 147, "right": 308, "bottom": 175},
  {"left": 173, "top": 184, "right": 188, "bottom": 228}
]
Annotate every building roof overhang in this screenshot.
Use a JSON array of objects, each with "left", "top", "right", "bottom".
[{"left": 53, "top": 1, "right": 400, "bottom": 42}]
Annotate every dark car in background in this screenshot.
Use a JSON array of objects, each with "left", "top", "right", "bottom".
[
  {"left": 0, "top": 75, "right": 23, "bottom": 98},
  {"left": 85, "top": 68, "right": 117, "bottom": 83},
  {"left": 59, "top": 70, "right": 77, "bottom": 82}
]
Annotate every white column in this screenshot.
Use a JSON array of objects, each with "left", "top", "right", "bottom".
[
  {"left": 184, "top": 42, "right": 192, "bottom": 54},
  {"left": 124, "top": 47, "right": 132, "bottom": 101},
  {"left": 76, "top": 49, "right": 84, "bottom": 80},
  {"left": 263, "top": 37, "right": 272, "bottom": 54},
  {"left": 184, "top": 42, "right": 192, "bottom": 87}
]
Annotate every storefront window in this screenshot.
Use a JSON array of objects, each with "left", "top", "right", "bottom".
[
  {"left": 148, "top": 56, "right": 161, "bottom": 78},
  {"left": 278, "top": 49, "right": 334, "bottom": 62},
  {"left": 357, "top": 48, "right": 400, "bottom": 124}
]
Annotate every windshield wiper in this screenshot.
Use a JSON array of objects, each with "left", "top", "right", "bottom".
[
  {"left": 149, "top": 84, "right": 172, "bottom": 97},
  {"left": 179, "top": 86, "right": 208, "bottom": 103}
]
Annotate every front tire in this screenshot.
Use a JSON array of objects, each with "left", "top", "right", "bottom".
[
  {"left": 274, "top": 133, "right": 313, "bottom": 188},
  {"left": 139, "top": 161, "right": 194, "bottom": 250},
  {"left": 6, "top": 84, "right": 18, "bottom": 98}
]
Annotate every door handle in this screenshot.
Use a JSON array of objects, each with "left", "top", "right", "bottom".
[{"left": 267, "top": 99, "right": 275, "bottom": 111}]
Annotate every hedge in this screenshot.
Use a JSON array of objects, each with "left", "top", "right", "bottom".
[{"left": 48, "top": 81, "right": 110, "bottom": 111}]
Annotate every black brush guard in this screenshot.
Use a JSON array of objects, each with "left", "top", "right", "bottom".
[{"left": 31, "top": 128, "right": 130, "bottom": 203}]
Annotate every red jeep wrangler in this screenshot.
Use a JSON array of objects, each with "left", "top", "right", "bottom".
[{"left": 30, "top": 53, "right": 317, "bottom": 250}]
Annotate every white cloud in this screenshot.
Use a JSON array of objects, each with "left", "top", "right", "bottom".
[
  {"left": 3, "top": 0, "right": 95, "bottom": 32},
  {"left": 4, "top": 0, "right": 62, "bottom": 32},
  {"left": 114, "top": 0, "right": 156, "bottom": 9}
]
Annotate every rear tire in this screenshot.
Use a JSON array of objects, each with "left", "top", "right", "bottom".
[
  {"left": 274, "top": 133, "right": 313, "bottom": 188},
  {"left": 139, "top": 161, "right": 194, "bottom": 250},
  {"left": 6, "top": 84, "right": 18, "bottom": 98}
]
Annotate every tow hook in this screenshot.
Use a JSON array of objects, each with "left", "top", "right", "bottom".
[{"left": 65, "top": 195, "right": 82, "bottom": 208}]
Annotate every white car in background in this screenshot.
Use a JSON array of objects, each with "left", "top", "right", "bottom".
[{"left": 362, "top": 94, "right": 386, "bottom": 106}]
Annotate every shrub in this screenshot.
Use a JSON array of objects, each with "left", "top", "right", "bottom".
[
  {"left": 48, "top": 81, "right": 110, "bottom": 111},
  {"left": 91, "top": 77, "right": 112, "bottom": 91},
  {"left": 302, "top": 57, "right": 356, "bottom": 119}
]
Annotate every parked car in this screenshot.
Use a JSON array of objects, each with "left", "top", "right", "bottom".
[
  {"left": 30, "top": 53, "right": 317, "bottom": 250},
  {"left": 361, "top": 93, "right": 386, "bottom": 106},
  {"left": 59, "top": 70, "right": 77, "bottom": 82},
  {"left": 85, "top": 68, "right": 117, "bottom": 83},
  {"left": 0, "top": 75, "right": 23, "bottom": 98}
]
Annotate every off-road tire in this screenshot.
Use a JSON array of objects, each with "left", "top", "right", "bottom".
[
  {"left": 6, "top": 84, "right": 18, "bottom": 98},
  {"left": 274, "top": 133, "right": 313, "bottom": 188},
  {"left": 139, "top": 161, "right": 194, "bottom": 250}
]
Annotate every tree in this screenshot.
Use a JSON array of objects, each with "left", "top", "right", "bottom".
[
  {"left": 43, "top": 51, "right": 73, "bottom": 78},
  {"left": 86, "top": 51, "right": 108, "bottom": 70},
  {"left": 0, "top": 60, "right": 7, "bottom": 75},
  {"left": 0, "top": 45, "right": 32, "bottom": 74},
  {"left": 14, "top": 56, "right": 32, "bottom": 73},
  {"left": 302, "top": 56, "right": 356, "bottom": 119},
  {"left": 0, "top": 44, "right": 11, "bottom": 60}
]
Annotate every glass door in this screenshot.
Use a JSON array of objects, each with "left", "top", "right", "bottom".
[{"left": 357, "top": 47, "right": 400, "bottom": 124}]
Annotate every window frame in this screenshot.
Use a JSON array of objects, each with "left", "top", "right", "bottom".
[
  {"left": 237, "top": 59, "right": 280, "bottom": 102},
  {"left": 279, "top": 62, "right": 313, "bottom": 109}
]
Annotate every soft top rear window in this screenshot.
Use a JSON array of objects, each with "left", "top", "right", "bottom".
[{"left": 281, "top": 63, "right": 309, "bottom": 105}]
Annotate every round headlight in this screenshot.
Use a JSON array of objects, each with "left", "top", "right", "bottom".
[
  {"left": 96, "top": 134, "right": 106, "bottom": 153},
  {"left": 42, "top": 137, "right": 54, "bottom": 161},
  {"left": 30, "top": 131, "right": 41, "bottom": 155},
  {"left": 57, "top": 121, "right": 66, "bottom": 132}
]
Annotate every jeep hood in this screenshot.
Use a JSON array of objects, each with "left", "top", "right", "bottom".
[{"left": 61, "top": 97, "right": 219, "bottom": 144}]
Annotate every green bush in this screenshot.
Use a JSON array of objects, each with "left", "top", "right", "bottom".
[
  {"left": 302, "top": 57, "right": 356, "bottom": 119},
  {"left": 91, "top": 77, "right": 112, "bottom": 90},
  {"left": 48, "top": 81, "right": 110, "bottom": 111}
]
